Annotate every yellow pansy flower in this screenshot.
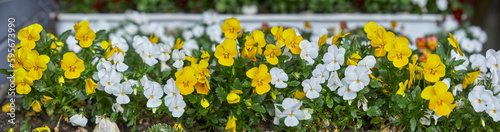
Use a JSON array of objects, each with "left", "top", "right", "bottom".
[
  {"left": 246, "top": 64, "right": 272, "bottom": 95},
  {"left": 364, "top": 21, "right": 395, "bottom": 57},
  {"left": 448, "top": 33, "right": 464, "bottom": 56},
  {"left": 201, "top": 98, "right": 209, "bottom": 108},
  {"left": 74, "top": 21, "right": 89, "bottom": 31},
  {"left": 463, "top": 71, "right": 480, "bottom": 89},
  {"left": 331, "top": 29, "right": 350, "bottom": 45},
  {"left": 105, "top": 47, "right": 124, "bottom": 59},
  {"left": 61, "top": 52, "right": 85, "bottom": 79},
  {"left": 225, "top": 116, "right": 237, "bottom": 132},
  {"left": 214, "top": 39, "right": 238, "bottom": 66},
  {"left": 33, "top": 126, "right": 51, "bottom": 132},
  {"left": 221, "top": 18, "right": 241, "bottom": 39},
  {"left": 175, "top": 67, "right": 197, "bottom": 95},
  {"left": 23, "top": 50, "right": 50, "bottom": 80},
  {"left": 48, "top": 33, "right": 64, "bottom": 52},
  {"left": 281, "top": 28, "right": 297, "bottom": 47},
  {"left": 75, "top": 26, "right": 96, "bottom": 48},
  {"left": 318, "top": 34, "right": 328, "bottom": 47},
  {"left": 149, "top": 34, "right": 159, "bottom": 44},
  {"left": 408, "top": 55, "right": 418, "bottom": 87},
  {"left": 8, "top": 46, "right": 30, "bottom": 70},
  {"left": 42, "top": 95, "right": 53, "bottom": 105},
  {"left": 227, "top": 90, "right": 243, "bottom": 104},
  {"left": 174, "top": 38, "right": 184, "bottom": 50},
  {"left": 201, "top": 50, "right": 210, "bottom": 61},
  {"left": 421, "top": 81, "right": 456, "bottom": 117},
  {"left": 2, "top": 103, "right": 13, "bottom": 112},
  {"left": 58, "top": 76, "right": 65, "bottom": 86},
  {"left": 100, "top": 40, "right": 111, "bottom": 50},
  {"left": 346, "top": 51, "right": 362, "bottom": 66},
  {"left": 85, "top": 78, "right": 98, "bottom": 95},
  {"left": 14, "top": 68, "right": 33, "bottom": 94},
  {"left": 387, "top": 37, "right": 412, "bottom": 68},
  {"left": 195, "top": 80, "right": 210, "bottom": 95},
  {"left": 18, "top": 23, "right": 43, "bottom": 49},
  {"left": 241, "top": 46, "right": 258, "bottom": 62},
  {"left": 396, "top": 80, "right": 408, "bottom": 95},
  {"left": 174, "top": 123, "right": 183, "bottom": 131},
  {"left": 422, "top": 54, "right": 446, "bottom": 82},
  {"left": 244, "top": 30, "right": 266, "bottom": 54},
  {"left": 31, "top": 100, "right": 42, "bottom": 113},
  {"left": 287, "top": 35, "right": 303, "bottom": 55},
  {"left": 271, "top": 26, "right": 284, "bottom": 45},
  {"left": 263, "top": 44, "right": 282, "bottom": 65},
  {"left": 293, "top": 90, "right": 306, "bottom": 100}
]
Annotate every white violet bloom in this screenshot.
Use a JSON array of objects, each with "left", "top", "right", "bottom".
[
  {"left": 172, "top": 49, "right": 186, "bottom": 69},
  {"left": 100, "top": 70, "right": 123, "bottom": 94},
  {"left": 302, "top": 77, "right": 322, "bottom": 99},
  {"left": 113, "top": 81, "right": 133, "bottom": 104},
  {"left": 470, "top": 54, "right": 487, "bottom": 73},
  {"left": 468, "top": 86, "right": 494, "bottom": 112},
  {"left": 323, "top": 45, "right": 345, "bottom": 71},
  {"left": 299, "top": 40, "right": 319, "bottom": 65},
  {"left": 169, "top": 96, "right": 186, "bottom": 118},
  {"left": 70, "top": 114, "right": 88, "bottom": 127},
  {"left": 312, "top": 64, "right": 330, "bottom": 83},
  {"left": 144, "top": 82, "right": 164, "bottom": 108},
  {"left": 344, "top": 65, "right": 370, "bottom": 92},
  {"left": 327, "top": 71, "right": 343, "bottom": 91},
  {"left": 270, "top": 67, "right": 288, "bottom": 88}
]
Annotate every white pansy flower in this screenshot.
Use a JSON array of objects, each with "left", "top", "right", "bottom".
[
  {"left": 323, "top": 45, "right": 345, "bottom": 71},
  {"left": 486, "top": 97, "right": 500, "bottom": 122},
  {"left": 327, "top": 71, "right": 343, "bottom": 91},
  {"left": 66, "top": 36, "right": 82, "bottom": 53},
  {"left": 109, "top": 52, "right": 128, "bottom": 72},
  {"left": 141, "top": 44, "right": 160, "bottom": 66},
  {"left": 93, "top": 60, "right": 113, "bottom": 81},
  {"left": 192, "top": 25, "right": 205, "bottom": 38},
  {"left": 450, "top": 51, "right": 469, "bottom": 71},
  {"left": 172, "top": 49, "right": 186, "bottom": 69},
  {"left": 110, "top": 35, "right": 129, "bottom": 52},
  {"left": 206, "top": 24, "right": 222, "bottom": 42},
  {"left": 158, "top": 43, "right": 172, "bottom": 61},
  {"left": 443, "top": 17, "right": 459, "bottom": 32},
  {"left": 281, "top": 98, "right": 305, "bottom": 127},
  {"left": 282, "top": 47, "right": 293, "bottom": 62},
  {"left": 338, "top": 78, "right": 357, "bottom": 100},
  {"left": 412, "top": 0, "right": 428, "bottom": 8},
  {"left": 344, "top": 65, "right": 370, "bottom": 92},
  {"left": 470, "top": 54, "right": 487, "bottom": 73},
  {"left": 169, "top": 96, "right": 186, "bottom": 118},
  {"left": 100, "top": 70, "right": 123, "bottom": 94},
  {"left": 452, "top": 84, "right": 463, "bottom": 96},
  {"left": 312, "top": 64, "right": 329, "bottom": 83},
  {"left": 70, "top": 114, "right": 88, "bottom": 127},
  {"left": 144, "top": 82, "right": 164, "bottom": 108},
  {"left": 310, "top": 28, "right": 328, "bottom": 43},
  {"left": 125, "top": 11, "right": 148, "bottom": 24},
  {"left": 486, "top": 49, "right": 500, "bottom": 71},
  {"left": 468, "top": 86, "right": 494, "bottom": 112},
  {"left": 124, "top": 24, "right": 138, "bottom": 35},
  {"left": 472, "top": 39, "right": 482, "bottom": 53},
  {"left": 182, "top": 30, "right": 193, "bottom": 40},
  {"left": 358, "top": 55, "right": 376, "bottom": 74},
  {"left": 299, "top": 40, "right": 319, "bottom": 65},
  {"left": 113, "top": 81, "right": 133, "bottom": 104},
  {"left": 273, "top": 104, "right": 284, "bottom": 125},
  {"left": 469, "top": 25, "right": 488, "bottom": 43},
  {"left": 302, "top": 77, "right": 322, "bottom": 99},
  {"left": 183, "top": 39, "right": 199, "bottom": 56},
  {"left": 436, "top": 0, "right": 448, "bottom": 11},
  {"left": 301, "top": 108, "right": 314, "bottom": 120},
  {"left": 132, "top": 35, "right": 150, "bottom": 52},
  {"left": 202, "top": 10, "right": 219, "bottom": 25},
  {"left": 270, "top": 67, "right": 288, "bottom": 88},
  {"left": 164, "top": 78, "right": 182, "bottom": 108}
]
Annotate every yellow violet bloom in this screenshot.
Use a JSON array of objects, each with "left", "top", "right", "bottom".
[
  {"left": 271, "top": 26, "right": 284, "bottom": 45},
  {"left": 195, "top": 80, "right": 210, "bottom": 95},
  {"left": 293, "top": 90, "right": 307, "bottom": 100},
  {"left": 225, "top": 116, "right": 237, "bottom": 132},
  {"left": 287, "top": 35, "right": 303, "bottom": 55},
  {"left": 23, "top": 50, "right": 50, "bottom": 80},
  {"left": 48, "top": 33, "right": 64, "bottom": 52},
  {"left": 174, "top": 123, "right": 183, "bottom": 131},
  {"left": 221, "top": 18, "right": 241, "bottom": 39},
  {"left": 227, "top": 90, "right": 243, "bottom": 104},
  {"left": 42, "top": 95, "right": 53, "bottom": 105},
  {"left": 331, "top": 29, "right": 350, "bottom": 45},
  {"left": 33, "top": 126, "right": 51, "bottom": 132},
  {"left": 244, "top": 30, "right": 266, "bottom": 54},
  {"left": 201, "top": 50, "right": 210, "bottom": 61},
  {"left": 75, "top": 26, "right": 96, "bottom": 48},
  {"left": 8, "top": 46, "right": 30, "bottom": 70},
  {"left": 346, "top": 51, "right": 362, "bottom": 66},
  {"left": 214, "top": 39, "right": 238, "bottom": 66},
  {"left": 174, "top": 38, "right": 184, "bottom": 50},
  {"left": 387, "top": 37, "right": 412, "bottom": 68},
  {"left": 85, "top": 78, "right": 98, "bottom": 95},
  {"left": 18, "top": 23, "right": 43, "bottom": 49},
  {"left": 201, "top": 98, "right": 209, "bottom": 108},
  {"left": 396, "top": 80, "right": 408, "bottom": 95},
  {"left": 246, "top": 64, "right": 272, "bottom": 95},
  {"left": 281, "top": 28, "right": 297, "bottom": 47},
  {"left": 408, "top": 55, "right": 418, "bottom": 87},
  {"left": 318, "top": 34, "right": 328, "bottom": 47},
  {"left": 421, "top": 81, "right": 456, "bottom": 117},
  {"left": 149, "top": 34, "right": 159, "bottom": 44},
  {"left": 58, "top": 76, "right": 65, "bottom": 86},
  {"left": 105, "top": 47, "right": 125, "bottom": 59},
  {"left": 448, "top": 33, "right": 464, "bottom": 56},
  {"left": 31, "top": 100, "right": 42, "bottom": 113},
  {"left": 263, "top": 44, "right": 282, "bottom": 65},
  {"left": 2, "top": 103, "right": 13, "bottom": 112},
  {"left": 422, "top": 54, "right": 446, "bottom": 82},
  {"left": 14, "top": 68, "right": 33, "bottom": 94},
  {"left": 364, "top": 21, "right": 395, "bottom": 57},
  {"left": 100, "top": 40, "right": 111, "bottom": 50},
  {"left": 61, "top": 52, "right": 85, "bottom": 79},
  {"left": 175, "top": 67, "right": 197, "bottom": 95},
  {"left": 463, "top": 71, "right": 481, "bottom": 89},
  {"left": 241, "top": 46, "right": 258, "bottom": 62},
  {"left": 74, "top": 21, "right": 90, "bottom": 31},
  {"left": 271, "top": 92, "right": 276, "bottom": 100}
]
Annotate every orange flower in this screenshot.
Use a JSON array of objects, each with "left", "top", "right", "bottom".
[
  {"left": 416, "top": 37, "right": 426, "bottom": 50},
  {"left": 427, "top": 35, "right": 438, "bottom": 50}
]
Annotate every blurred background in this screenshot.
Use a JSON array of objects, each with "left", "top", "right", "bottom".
[{"left": 0, "top": 0, "right": 498, "bottom": 85}]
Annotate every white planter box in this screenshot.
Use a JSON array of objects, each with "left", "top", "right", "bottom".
[{"left": 55, "top": 13, "right": 444, "bottom": 41}]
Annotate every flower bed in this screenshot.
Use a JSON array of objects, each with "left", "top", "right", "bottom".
[{"left": 2, "top": 15, "right": 499, "bottom": 131}]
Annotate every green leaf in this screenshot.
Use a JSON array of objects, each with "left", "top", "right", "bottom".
[
  {"left": 47, "top": 61, "right": 56, "bottom": 72},
  {"left": 410, "top": 117, "right": 416, "bottom": 132},
  {"left": 215, "top": 87, "right": 227, "bottom": 102},
  {"left": 40, "top": 30, "right": 47, "bottom": 42},
  {"left": 21, "top": 118, "right": 31, "bottom": 132},
  {"left": 22, "top": 97, "right": 33, "bottom": 110},
  {"left": 242, "top": 80, "right": 251, "bottom": 87},
  {"left": 326, "top": 98, "right": 334, "bottom": 108},
  {"left": 0, "top": 68, "right": 10, "bottom": 75},
  {"left": 110, "top": 112, "right": 118, "bottom": 122},
  {"left": 369, "top": 79, "right": 382, "bottom": 88},
  {"left": 252, "top": 94, "right": 267, "bottom": 105},
  {"left": 46, "top": 105, "right": 55, "bottom": 116},
  {"left": 370, "top": 117, "right": 384, "bottom": 124},
  {"left": 57, "top": 30, "right": 72, "bottom": 42},
  {"left": 186, "top": 109, "right": 196, "bottom": 114},
  {"left": 367, "top": 106, "right": 381, "bottom": 117},
  {"left": 287, "top": 81, "right": 300, "bottom": 87},
  {"left": 251, "top": 105, "right": 266, "bottom": 113}
]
